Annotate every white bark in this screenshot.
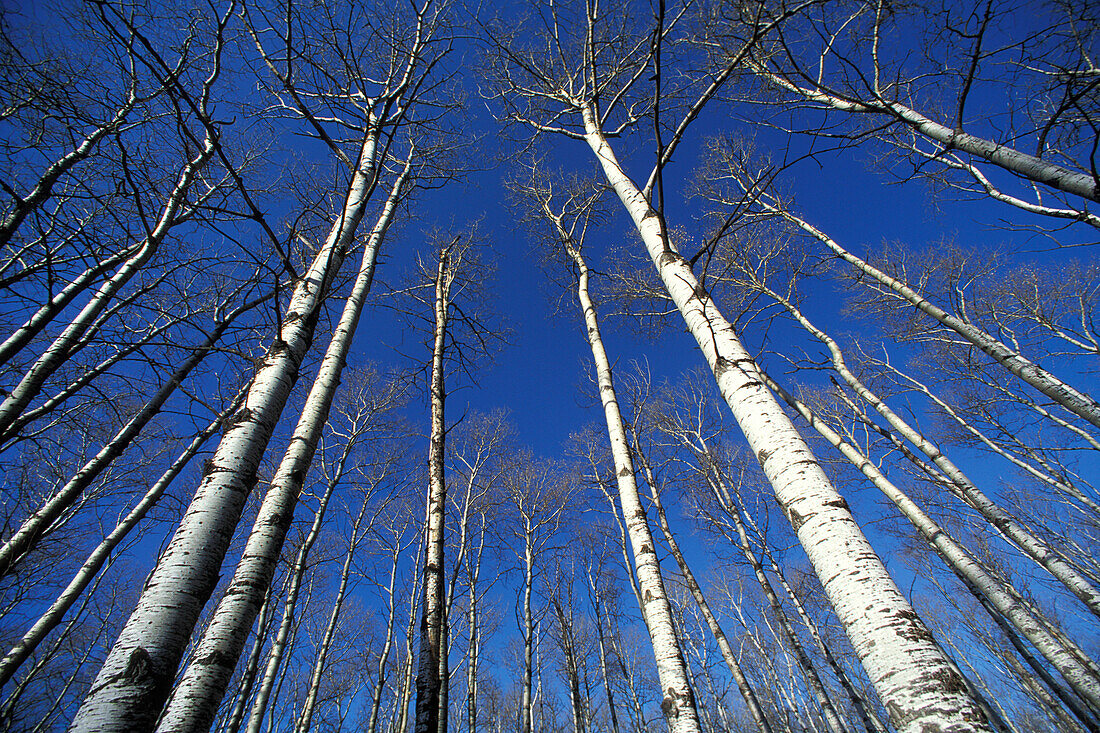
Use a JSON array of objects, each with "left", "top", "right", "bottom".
[
  {"left": 154, "top": 149, "right": 408, "bottom": 733},
  {"left": 0, "top": 242, "right": 140, "bottom": 369},
  {"left": 580, "top": 106, "right": 991, "bottom": 733},
  {"left": 765, "top": 375, "right": 1100, "bottom": 720},
  {"left": 747, "top": 62, "right": 1100, "bottom": 203},
  {"left": 633, "top": 446, "right": 774, "bottom": 733},
  {"left": 415, "top": 245, "right": 453, "bottom": 733},
  {"left": 241, "top": 432, "right": 361, "bottom": 733},
  {"left": 293, "top": 496, "right": 370, "bottom": 733},
  {"left": 718, "top": 481, "right": 848, "bottom": 733},
  {"left": 0, "top": 102, "right": 221, "bottom": 440},
  {"left": 365, "top": 537, "right": 410, "bottom": 733},
  {"left": 762, "top": 281, "right": 1100, "bottom": 621},
  {"left": 68, "top": 129, "right": 381, "bottom": 733},
  {"left": 566, "top": 242, "right": 702, "bottom": 733}
]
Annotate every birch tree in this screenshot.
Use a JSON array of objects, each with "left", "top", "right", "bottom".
[
  {"left": 403, "top": 230, "right": 502, "bottom": 733},
  {"left": 484, "top": 2, "right": 991, "bottom": 729},
  {"left": 68, "top": 2, "right": 451, "bottom": 728},
  {"left": 721, "top": 0, "right": 1100, "bottom": 222},
  {"left": 515, "top": 170, "right": 702, "bottom": 731}
]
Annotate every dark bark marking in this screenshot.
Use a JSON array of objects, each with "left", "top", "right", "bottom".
[{"left": 123, "top": 647, "right": 153, "bottom": 682}]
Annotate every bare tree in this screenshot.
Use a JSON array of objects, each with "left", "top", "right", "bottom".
[{"left": 483, "top": 2, "right": 991, "bottom": 729}]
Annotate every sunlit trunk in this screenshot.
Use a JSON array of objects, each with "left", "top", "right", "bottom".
[{"left": 580, "top": 106, "right": 991, "bottom": 733}]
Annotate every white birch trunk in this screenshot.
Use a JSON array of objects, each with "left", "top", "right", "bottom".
[
  {"left": 154, "top": 151, "right": 408, "bottom": 733},
  {"left": 765, "top": 374, "right": 1100, "bottom": 721},
  {"left": 395, "top": 541, "right": 424, "bottom": 733},
  {"left": 719, "top": 483, "right": 848, "bottom": 733},
  {"left": 464, "top": 518, "right": 485, "bottom": 733},
  {"left": 762, "top": 282, "right": 1100, "bottom": 621},
  {"left": 2, "top": 313, "right": 180, "bottom": 445},
  {"left": 365, "top": 540, "right": 407, "bottom": 733},
  {"left": 567, "top": 244, "right": 702, "bottom": 733},
  {"left": 580, "top": 106, "right": 991, "bottom": 733},
  {"left": 551, "top": 596, "right": 586, "bottom": 733},
  {"left": 414, "top": 247, "right": 452, "bottom": 733},
  {"left": 633, "top": 447, "right": 774, "bottom": 733},
  {"left": 219, "top": 578, "right": 277, "bottom": 733},
  {"left": 293, "top": 497, "right": 370, "bottom": 733},
  {"left": 747, "top": 63, "right": 1100, "bottom": 203},
  {"left": 241, "top": 433, "right": 360, "bottom": 733},
  {"left": 0, "top": 117, "right": 219, "bottom": 439},
  {"left": 520, "top": 532, "right": 535, "bottom": 733},
  {"left": 0, "top": 242, "right": 140, "bottom": 369},
  {"left": 758, "top": 540, "right": 889, "bottom": 733},
  {"left": 586, "top": 569, "right": 622, "bottom": 733},
  {"left": 68, "top": 131, "right": 382, "bottom": 733}
]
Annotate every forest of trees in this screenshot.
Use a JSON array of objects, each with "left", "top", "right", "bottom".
[{"left": 0, "top": 0, "right": 1097, "bottom": 731}]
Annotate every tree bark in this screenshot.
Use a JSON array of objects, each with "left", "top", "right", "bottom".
[
  {"left": 68, "top": 129, "right": 382, "bottom": 733},
  {"left": 414, "top": 245, "right": 453, "bottom": 733},
  {"left": 580, "top": 105, "right": 991, "bottom": 733},
  {"left": 562, "top": 227, "right": 702, "bottom": 733}
]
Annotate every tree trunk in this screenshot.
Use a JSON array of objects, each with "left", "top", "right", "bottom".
[
  {"left": 415, "top": 246, "right": 453, "bottom": 733},
  {"left": 580, "top": 105, "right": 991, "bottom": 733},
  {"left": 0, "top": 391, "right": 242, "bottom": 687},
  {"left": 293, "top": 496, "right": 371, "bottom": 733},
  {"left": 632, "top": 446, "right": 774, "bottom": 733},
  {"left": 564, "top": 237, "right": 702, "bottom": 732},
  {"left": 155, "top": 152, "right": 409, "bottom": 733},
  {"left": 68, "top": 130, "right": 382, "bottom": 733}
]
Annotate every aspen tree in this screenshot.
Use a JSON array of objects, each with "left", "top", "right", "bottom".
[
  {"left": 517, "top": 172, "right": 702, "bottom": 731},
  {"left": 733, "top": 1, "right": 1100, "bottom": 209},
  {"left": 69, "top": 3, "right": 446, "bottom": 725},
  {"left": 485, "top": 1, "right": 991, "bottom": 729}
]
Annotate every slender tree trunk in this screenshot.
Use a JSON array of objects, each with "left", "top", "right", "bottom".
[
  {"left": 580, "top": 106, "right": 991, "bottom": 733},
  {"left": 551, "top": 595, "right": 586, "bottom": 733},
  {"left": 241, "top": 431, "right": 363, "bottom": 733},
  {"left": 154, "top": 151, "right": 409, "bottom": 733},
  {"left": 716, "top": 478, "right": 847, "bottom": 733},
  {"left": 220, "top": 577, "right": 278, "bottom": 733},
  {"left": 757, "top": 541, "right": 887, "bottom": 733},
  {"left": 0, "top": 105, "right": 221, "bottom": 439},
  {"left": 562, "top": 238, "right": 702, "bottom": 732},
  {"left": 0, "top": 390, "right": 242, "bottom": 687},
  {"left": 766, "top": 200, "right": 1100, "bottom": 429},
  {"left": 465, "top": 516, "right": 486, "bottom": 733},
  {"left": 415, "top": 245, "right": 453, "bottom": 733},
  {"left": 0, "top": 293, "right": 266, "bottom": 577},
  {"left": 520, "top": 532, "right": 536, "bottom": 733},
  {"left": 365, "top": 540, "right": 407, "bottom": 733},
  {"left": 764, "top": 282, "right": 1100, "bottom": 622},
  {"left": 395, "top": 533, "right": 425, "bottom": 733},
  {"left": 69, "top": 130, "right": 382, "bottom": 733},
  {"left": 632, "top": 446, "right": 773, "bottom": 733},
  {"left": 586, "top": 569, "right": 622, "bottom": 733},
  {"left": 747, "top": 62, "right": 1100, "bottom": 203},
  {"left": 764, "top": 371, "right": 1100, "bottom": 719}
]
